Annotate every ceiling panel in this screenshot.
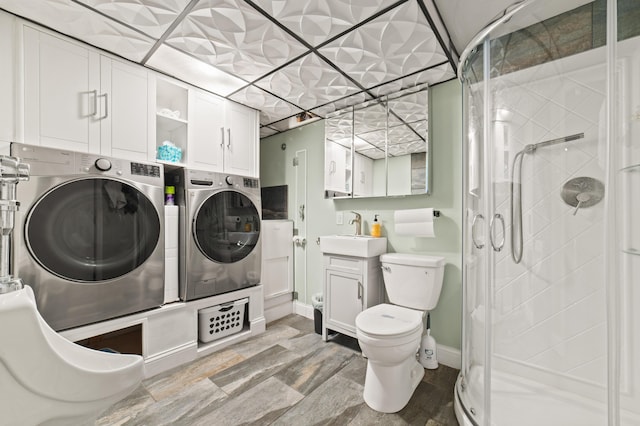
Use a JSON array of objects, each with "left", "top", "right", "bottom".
[
  {"left": 368, "top": 63, "right": 454, "bottom": 98},
  {"left": 0, "top": 0, "right": 155, "bottom": 61},
  {"left": 0, "top": 0, "right": 464, "bottom": 137},
  {"left": 318, "top": 0, "right": 448, "bottom": 89},
  {"left": 165, "top": 0, "right": 309, "bottom": 82},
  {"left": 146, "top": 44, "right": 246, "bottom": 96},
  {"left": 75, "top": 0, "right": 191, "bottom": 39},
  {"left": 228, "top": 84, "right": 303, "bottom": 125},
  {"left": 251, "top": 0, "right": 401, "bottom": 47},
  {"left": 254, "top": 52, "right": 361, "bottom": 111},
  {"left": 308, "top": 91, "right": 370, "bottom": 118},
  {"left": 259, "top": 126, "right": 278, "bottom": 138}
]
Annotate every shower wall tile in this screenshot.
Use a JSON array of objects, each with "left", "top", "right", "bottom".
[{"left": 493, "top": 62, "right": 608, "bottom": 387}]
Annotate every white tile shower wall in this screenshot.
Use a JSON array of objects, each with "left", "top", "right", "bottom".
[{"left": 490, "top": 56, "right": 609, "bottom": 389}]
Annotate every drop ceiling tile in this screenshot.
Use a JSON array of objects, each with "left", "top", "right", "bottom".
[
  {"left": 165, "top": 0, "right": 309, "bottom": 82},
  {"left": 251, "top": 0, "right": 400, "bottom": 47},
  {"left": 146, "top": 44, "right": 246, "bottom": 96},
  {"left": 389, "top": 123, "right": 423, "bottom": 145},
  {"left": 75, "top": 0, "right": 192, "bottom": 39},
  {"left": 309, "top": 91, "right": 370, "bottom": 118},
  {"left": 255, "top": 52, "right": 361, "bottom": 111},
  {"left": 0, "top": 0, "right": 154, "bottom": 61},
  {"left": 260, "top": 126, "right": 278, "bottom": 138},
  {"left": 368, "top": 64, "right": 455, "bottom": 98},
  {"left": 389, "top": 140, "right": 427, "bottom": 156},
  {"left": 228, "top": 85, "right": 303, "bottom": 125},
  {"left": 388, "top": 89, "right": 428, "bottom": 123},
  {"left": 319, "top": 0, "right": 449, "bottom": 89},
  {"left": 358, "top": 148, "right": 386, "bottom": 160}
]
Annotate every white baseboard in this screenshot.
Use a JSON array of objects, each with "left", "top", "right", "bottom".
[
  {"left": 293, "top": 301, "right": 314, "bottom": 319},
  {"left": 264, "top": 301, "right": 293, "bottom": 323},
  {"left": 290, "top": 302, "right": 461, "bottom": 369},
  {"left": 437, "top": 344, "right": 461, "bottom": 369}
]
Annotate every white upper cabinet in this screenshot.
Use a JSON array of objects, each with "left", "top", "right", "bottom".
[
  {"left": 22, "top": 25, "right": 101, "bottom": 153},
  {"left": 22, "top": 24, "right": 150, "bottom": 160},
  {"left": 188, "top": 89, "right": 225, "bottom": 171},
  {"left": 99, "top": 57, "right": 150, "bottom": 161},
  {"left": 224, "top": 100, "right": 259, "bottom": 178},
  {"left": 19, "top": 22, "right": 258, "bottom": 171},
  {"left": 185, "top": 91, "right": 258, "bottom": 177}
]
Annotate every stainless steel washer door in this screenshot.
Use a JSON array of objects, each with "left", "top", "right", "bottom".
[
  {"left": 193, "top": 190, "right": 261, "bottom": 263},
  {"left": 26, "top": 177, "right": 161, "bottom": 282}
]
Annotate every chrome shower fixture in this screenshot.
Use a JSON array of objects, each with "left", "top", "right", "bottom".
[{"left": 510, "top": 133, "right": 585, "bottom": 264}]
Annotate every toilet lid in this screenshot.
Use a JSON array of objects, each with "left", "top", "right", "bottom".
[{"left": 356, "top": 304, "right": 423, "bottom": 337}]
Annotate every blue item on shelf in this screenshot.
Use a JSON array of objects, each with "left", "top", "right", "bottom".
[{"left": 157, "top": 141, "right": 182, "bottom": 163}]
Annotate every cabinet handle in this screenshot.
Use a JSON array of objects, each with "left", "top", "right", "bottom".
[
  {"left": 227, "top": 128, "right": 231, "bottom": 149},
  {"left": 99, "top": 93, "right": 108, "bottom": 120},
  {"left": 90, "top": 90, "right": 98, "bottom": 117},
  {"left": 357, "top": 281, "right": 362, "bottom": 300},
  {"left": 220, "top": 127, "right": 225, "bottom": 148},
  {"left": 330, "top": 160, "right": 336, "bottom": 174}
]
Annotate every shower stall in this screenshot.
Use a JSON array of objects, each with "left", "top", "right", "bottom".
[{"left": 456, "top": 0, "right": 640, "bottom": 424}]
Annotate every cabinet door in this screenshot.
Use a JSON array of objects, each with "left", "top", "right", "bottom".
[
  {"left": 188, "top": 90, "right": 225, "bottom": 171},
  {"left": 100, "top": 57, "right": 149, "bottom": 161},
  {"left": 23, "top": 26, "right": 100, "bottom": 153},
  {"left": 353, "top": 153, "right": 373, "bottom": 196},
  {"left": 262, "top": 221, "right": 293, "bottom": 298},
  {"left": 325, "top": 269, "right": 363, "bottom": 335},
  {"left": 224, "top": 100, "right": 258, "bottom": 177},
  {"left": 324, "top": 141, "right": 348, "bottom": 193}
]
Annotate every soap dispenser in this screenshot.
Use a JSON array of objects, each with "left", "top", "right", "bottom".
[{"left": 371, "top": 214, "right": 381, "bottom": 237}]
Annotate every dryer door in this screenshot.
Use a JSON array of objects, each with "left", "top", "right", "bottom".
[
  {"left": 194, "top": 190, "right": 260, "bottom": 263},
  {"left": 25, "top": 177, "right": 161, "bottom": 282}
]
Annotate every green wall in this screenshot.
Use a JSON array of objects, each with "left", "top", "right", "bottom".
[{"left": 260, "top": 79, "right": 462, "bottom": 350}]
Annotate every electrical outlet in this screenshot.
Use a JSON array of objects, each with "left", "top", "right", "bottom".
[{"left": 336, "top": 211, "right": 344, "bottom": 225}]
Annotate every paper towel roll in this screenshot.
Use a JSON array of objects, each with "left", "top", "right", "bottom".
[{"left": 394, "top": 208, "right": 436, "bottom": 237}]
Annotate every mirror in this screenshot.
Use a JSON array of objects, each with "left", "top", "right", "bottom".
[{"left": 324, "top": 85, "right": 430, "bottom": 198}]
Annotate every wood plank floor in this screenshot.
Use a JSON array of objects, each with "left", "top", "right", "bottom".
[{"left": 94, "top": 314, "right": 459, "bottom": 425}]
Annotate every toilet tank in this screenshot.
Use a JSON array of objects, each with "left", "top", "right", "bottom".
[{"left": 380, "top": 253, "right": 446, "bottom": 311}]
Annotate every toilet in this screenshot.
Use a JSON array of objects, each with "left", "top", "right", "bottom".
[
  {"left": 355, "top": 253, "right": 446, "bottom": 413},
  {"left": 0, "top": 285, "right": 144, "bottom": 425}
]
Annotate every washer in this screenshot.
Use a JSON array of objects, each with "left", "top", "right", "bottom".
[
  {"left": 11, "top": 143, "right": 165, "bottom": 331},
  {"left": 180, "top": 169, "right": 261, "bottom": 301}
]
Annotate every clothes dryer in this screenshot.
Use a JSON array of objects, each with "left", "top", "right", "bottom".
[
  {"left": 11, "top": 144, "right": 165, "bottom": 331},
  {"left": 180, "top": 169, "right": 261, "bottom": 301}
]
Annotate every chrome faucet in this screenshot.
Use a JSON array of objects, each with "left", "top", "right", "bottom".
[{"left": 350, "top": 211, "right": 362, "bottom": 236}]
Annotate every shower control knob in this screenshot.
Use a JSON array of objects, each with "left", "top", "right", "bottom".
[
  {"left": 225, "top": 176, "right": 233, "bottom": 186},
  {"left": 95, "top": 158, "right": 112, "bottom": 171}
]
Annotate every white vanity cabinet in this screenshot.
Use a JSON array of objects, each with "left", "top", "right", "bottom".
[
  {"left": 322, "top": 254, "right": 383, "bottom": 341},
  {"left": 22, "top": 24, "right": 150, "bottom": 160}
]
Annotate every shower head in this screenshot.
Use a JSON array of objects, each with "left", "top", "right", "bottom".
[{"left": 524, "top": 132, "right": 585, "bottom": 154}]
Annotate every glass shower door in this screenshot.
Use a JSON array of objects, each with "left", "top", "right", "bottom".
[{"left": 458, "top": 38, "right": 490, "bottom": 425}]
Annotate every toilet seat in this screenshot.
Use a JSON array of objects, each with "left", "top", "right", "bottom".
[{"left": 356, "top": 304, "right": 423, "bottom": 346}]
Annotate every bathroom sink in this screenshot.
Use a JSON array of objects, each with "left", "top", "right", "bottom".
[{"left": 319, "top": 235, "right": 387, "bottom": 257}]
